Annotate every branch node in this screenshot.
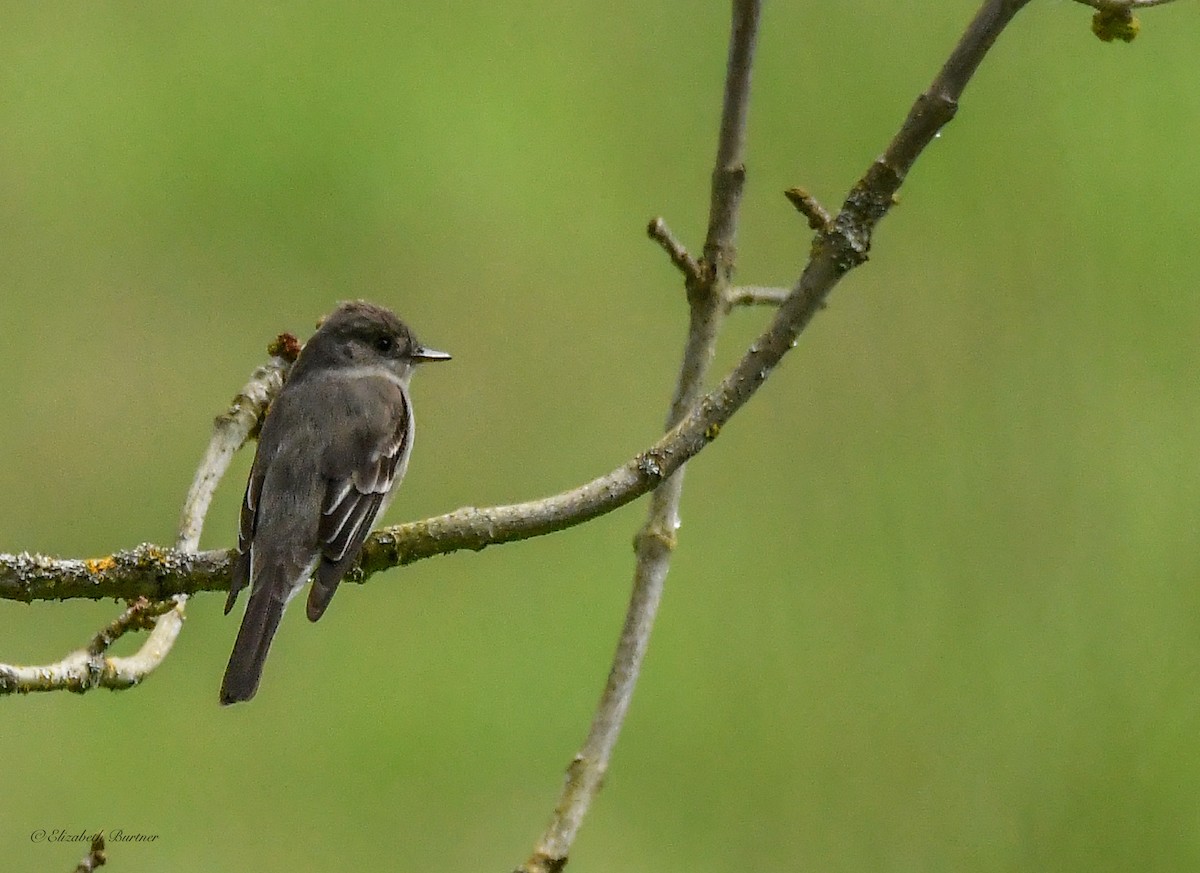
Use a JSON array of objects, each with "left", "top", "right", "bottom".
[
  {"left": 784, "top": 186, "right": 833, "bottom": 231},
  {"left": 73, "top": 832, "right": 106, "bottom": 872},
  {"left": 85, "top": 597, "right": 174, "bottom": 657},
  {"left": 267, "top": 331, "right": 302, "bottom": 362},
  {"left": 635, "top": 450, "right": 667, "bottom": 481},
  {"left": 1092, "top": 7, "right": 1139, "bottom": 41},
  {"left": 646, "top": 216, "right": 702, "bottom": 284},
  {"left": 633, "top": 523, "right": 678, "bottom": 554},
  {"left": 517, "top": 852, "right": 567, "bottom": 873}
]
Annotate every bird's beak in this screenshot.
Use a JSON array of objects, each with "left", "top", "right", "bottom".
[{"left": 412, "top": 346, "right": 452, "bottom": 363}]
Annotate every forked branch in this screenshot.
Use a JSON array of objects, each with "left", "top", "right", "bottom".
[
  {"left": 519, "top": 2, "right": 762, "bottom": 870},
  {"left": 0, "top": 351, "right": 293, "bottom": 694}
]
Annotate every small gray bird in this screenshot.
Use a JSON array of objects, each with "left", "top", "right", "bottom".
[{"left": 220, "top": 301, "right": 450, "bottom": 705}]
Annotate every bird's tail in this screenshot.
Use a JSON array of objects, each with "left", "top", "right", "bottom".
[{"left": 219, "top": 586, "right": 286, "bottom": 705}]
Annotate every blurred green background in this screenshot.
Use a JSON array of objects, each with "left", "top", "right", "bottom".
[{"left": 4, "top": 2, "right": 1200, "bottom": 871}]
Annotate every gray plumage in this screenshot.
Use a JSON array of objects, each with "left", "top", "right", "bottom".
[{"left": 220, "top": 301, "right": 449, "bottom": 705}]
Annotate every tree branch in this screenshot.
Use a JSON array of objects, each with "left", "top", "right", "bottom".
[
  {"left": 0, "top": 598, "right": 179, "bottom": 694},
  {"left": 725, "top": 285, "right": 790, "bottom": 307},
  {"left": 71, "top": 833, "right": 106, "bottom": 873},
  {"left": 0, "top": 351, "right": 293, "bottom": 694},
  {"left": 175, "top": 347, "right": 294, "bottom": 551},
  {"left": 647, "top": 216, "right": 702, "bottom": 284},
  {"left": 519, "top": 2, "right": 762, "bottom": 871},
  {"left": 784, "top": 186, "right": 833, "bottom": 231}
]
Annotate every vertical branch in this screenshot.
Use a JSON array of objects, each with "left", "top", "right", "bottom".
[
  {"left": 518, "top": 3, "right": 762, "bottom": 871},
  {"left": 701, "top": 0, "right": 759, "bottom": 290}
]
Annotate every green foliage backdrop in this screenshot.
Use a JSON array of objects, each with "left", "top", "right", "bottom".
[{"left": 3, "top": 3, "right": 1199, "bottom": 871}]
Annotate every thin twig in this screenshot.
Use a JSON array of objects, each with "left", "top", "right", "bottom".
[
  {"left": 726, "top": 285, "right": 790, "bottom": 307},
  {"left": 647, "top": 216, "right": 702, "bottom": 283},
  {"left": 176, "top": 344, "right": 295, "bottom": 551},
  {"left": 0, "top": 598, "right": 177, "bottom": 693},
  {"left": 784, "top": 186, "right": 833, "bottom": 231},
  {"left": 71, "top": 833, "right": 106, "bottom": 873},
  {"left": 700, "top": 2, "right": 758, "bottom": 290},
  {"left": 0, "top": 351, "right": 292, "bottom": 694},
  {"left": 519, "top": 3, "right": 762, "bottom": 871},
  {"left": 85, "top": 597, "right": 178, "bottom": 656}
]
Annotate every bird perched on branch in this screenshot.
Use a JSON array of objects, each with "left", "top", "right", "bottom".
[{"left": 220, "top": 300, "right": 450, "bottom": 704}]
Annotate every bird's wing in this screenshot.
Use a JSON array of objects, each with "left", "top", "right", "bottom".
[
  {"left": 307, "top": 381, "right": 411, "bottom": 621},
  {"left": 224, "top": 461, "right": 266, "bottom": 615}
]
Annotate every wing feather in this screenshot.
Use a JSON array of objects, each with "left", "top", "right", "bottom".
[
  {"left": 224, "top": 467, "right": 265, "bottom": 614},
  {"left": 307, "top": 390, "right": 411, "bottom": 621}
]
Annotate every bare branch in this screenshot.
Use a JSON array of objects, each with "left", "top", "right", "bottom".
[
  {"left": 520, "top": 2, "right": 762, "bottom": 871},
  {"left": 0, "top": 351, "right": 292, "bottom": 694},
  {"left": 809, "top": 0, "right": 1033, "bottom": 284},
  {"left": 0, "top": 598, "right": 181, "bottom": 694},
  {"left": 647, "top": 216, "right": 702, "bottom": 283},
  {"left": 784, "top": 186, "right": 833, "bottom": 231},
  {"left": 71, "top": 833, "right": 106, "bottom": 873},
  {"left": 699, "top": 1, "right": 759, "bottom": 292},
  {"left": 726, "top": 285, "right": 790, "bottom": 307},
  {"left": 86, "top": 597, "right": 178, "bottom": 656},
  {"left": 0, "top": 546, "right": 232, "bottom": 604},
  {"left": 176, "top": 347, "right": 293, "bottom": 551}
]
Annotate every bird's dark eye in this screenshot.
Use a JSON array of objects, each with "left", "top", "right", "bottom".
[{"left": 374, "top": 335, "right": 395, "bottom": 354}]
